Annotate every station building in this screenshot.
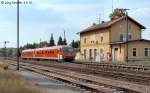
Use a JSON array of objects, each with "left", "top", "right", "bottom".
[{"left": 79, "top": 16, "right": 150, "bottom": 63}]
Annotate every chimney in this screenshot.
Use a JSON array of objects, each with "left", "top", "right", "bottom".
[{"left": 92, "top": 23, "right": 97, "bottom": 26}]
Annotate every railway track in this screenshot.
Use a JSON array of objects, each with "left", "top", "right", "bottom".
[
  {"left": 4, "top": 60, "right": 127, "bottom": 93},
  {"left": 5, "top": 58, "right": 150, "bottom": 85},
  {"left": 2, "top": 58, "right": 150, "bottom": 92}
]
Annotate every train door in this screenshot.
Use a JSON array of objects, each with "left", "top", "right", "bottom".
[{"left": 58, "top": 48, "right": 62, "bottom": 61}]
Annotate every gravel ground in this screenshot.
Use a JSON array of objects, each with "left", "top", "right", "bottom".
[{"left": 9, "top": 65, "right": 92, "bottom": 93}]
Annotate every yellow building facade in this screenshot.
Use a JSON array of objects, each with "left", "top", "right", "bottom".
[{"left": 79, "top": 16, "right": 150, "bottom": 63}]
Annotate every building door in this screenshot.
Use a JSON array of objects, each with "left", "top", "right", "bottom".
[
  {"left": 100, "top": 48, "right": 104, "bottom": 62},
  {"left": 114, "top": 48, "right": 119, "bottom": 61},
  {"left": 84, "top": 49, "right": 86, "bottom": 59},
  {"left": 89, "top": 49, "right": 92, "bottom": 60},
  {"left": 94, "top": 49, "right": 97, "bottom": 61}
]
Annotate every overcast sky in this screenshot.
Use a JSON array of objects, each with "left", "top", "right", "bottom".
[{"left": 0, "top": 0, "right": 150, "bottom": 48}]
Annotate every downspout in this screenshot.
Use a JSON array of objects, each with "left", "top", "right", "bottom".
[{"left": 126, "top": 13, "right": 129, "bottom": 63}]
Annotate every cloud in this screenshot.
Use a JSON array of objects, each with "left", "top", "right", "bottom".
[{"left": 0, "top": 0, "right": 150, "bottom": 47}]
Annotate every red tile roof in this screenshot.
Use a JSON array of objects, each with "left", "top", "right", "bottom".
[{"left": 79, "top": 16, "right": 146, "bottom": 34}]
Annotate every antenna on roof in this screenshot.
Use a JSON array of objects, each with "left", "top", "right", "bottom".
[
  {"left": 96, "top": 14, "right": 101, "bottom": 24},
  {"left": 63, "top": 29, "right": 66, "bottom": 39},
  {"left": 112, "top": 0, "right": 114, "bottom": 13}
]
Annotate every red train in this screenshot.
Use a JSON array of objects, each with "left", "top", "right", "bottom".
[{"left": 21, "top": 45, "right": 76, "bottom": 61}]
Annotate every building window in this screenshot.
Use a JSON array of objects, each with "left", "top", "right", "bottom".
[
  {"left": 128, "top": 33, "right": 132, "bottom": 41},
  {"left": 132, "top": 48, "right": 137, "bottom": 57},
  {"left": 84, "top": 38, "right": 86, "bottom": 44},
  {"left": 119, "top": 34, "right": 124, "bottom": 42},
  {"left": 144, "top": 48, "right": 150, "bottom": 57},
  {"left": 100, "top": 34, "right": 103, "bottom": 43},
  {"left": 90, "top": 34, "right": 95, "bottom": 44},
  {"left": 91, "top": 41, "right": 94, "bottom": 44},
  {"left": 84, "top": 49, "right": 86, "bottom": 59},
  {"left": 100, "top": 36, "right": 103, "bottom": 43}
]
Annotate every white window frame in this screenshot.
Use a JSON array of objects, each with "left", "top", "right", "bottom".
[
  {"left": 144, "top": 47, "right": 150, "bottom": 57},
  {"left": 128, "top": 32, "right": 132, "bottom": 41},
  {"left": 90, "top": 34, "right": 96, "bottom": 44},
  {"left": 118, "top": 32, "right": 126, "bottom": 42},
  {"left": 132, "top": 47, "right": 138, "bottom": 57},
  {"left": 100, "top": 34, "right": 104, "bottom": 43}
]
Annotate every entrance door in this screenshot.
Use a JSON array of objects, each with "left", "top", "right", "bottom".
[
  {"left": 89, "top": 49, "right": 92, "bottom": 60},
  {"left": 100, "top": 48, "right": 104, "bottom": 62},
  {"left": 114, "top": 48, "right": 119, "bottom": 61}
]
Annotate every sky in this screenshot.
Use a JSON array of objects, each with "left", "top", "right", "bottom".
[{"left": 0, "top": 0, "right": 150, "bottom": 48}]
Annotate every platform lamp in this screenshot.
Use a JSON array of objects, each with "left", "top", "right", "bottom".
[{"left": 17, "top": 0, "right": 20, "bottom": 70}]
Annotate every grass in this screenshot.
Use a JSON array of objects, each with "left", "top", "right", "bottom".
[{"left": 0, "top": 70, "right": 41, "bottom": 93}]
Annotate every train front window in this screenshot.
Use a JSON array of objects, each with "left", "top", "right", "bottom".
[{"left": 63, "top": 47, "right": 74, "bottom": 54}]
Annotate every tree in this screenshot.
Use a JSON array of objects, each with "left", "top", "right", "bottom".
[
  {"left": 74, "top": 40, "right": 80, "bottom": 48},
  {"left": 57, "top": 36, "right": 63, "bottom": 45},
  {"left": 49, "top": 33, "right": 55, "bottom": 46},
  {"left": 70, "top": 40, "right": 80, "bottom": 48},
  {"left": 41, "top": 41, "right": 48, "bottom": 47},
  {"left": 63, "top": 38, "right": 67, "bottom": 45},
  {"left": 109, "top": 8, "right": 128, "bottom": 20},
  {"left": 70, "top": 40, "right": 75, "bottom": 48},
  {"left": 6, "top": 48, "right": 12, "bottom": 57}
]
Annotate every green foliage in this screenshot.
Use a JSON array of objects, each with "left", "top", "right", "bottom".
[
  {"left": 63, "top": 38, "right": 67, "bottom": 45},
  {"left": 49, "top": 33, "right": 55, "bottom": 46},
  {"left": 70, "top": 40, "right": 80, "bottom": 48},
  {"left": 109, "top": 8, "right": 128, "bottom": 20},
  {"left": 57, "top": 36, "right": 64, "bottom": 45},
  {"left": 17, "top": 49, "right": 21, "bottom": 57}
]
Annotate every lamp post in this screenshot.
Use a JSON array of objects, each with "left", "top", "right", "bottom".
[{"left": 17, "top": 0, "right": 20, "bottom": 70}]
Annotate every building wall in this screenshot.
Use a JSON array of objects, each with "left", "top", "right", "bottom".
[
  {"left": 127, "top": 41, "right": 150, "bottom": 61},
  {"left": 110, "top": 19, "right": 142, "bottom": 43},
  {"left": 80, "top": 18, "right": 147, "bottom": 63},
  {"left": 80, "top": 29, "right": 110, "bottom": 62}
]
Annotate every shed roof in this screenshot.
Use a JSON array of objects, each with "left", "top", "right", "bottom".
[{"left": 110, "top": 39, "right": 150, "bottom": 45}]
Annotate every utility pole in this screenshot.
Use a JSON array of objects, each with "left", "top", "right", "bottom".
[
  {"left": 64, "top": 29, "right": 66, "bottom": 40},
  {"left": 40, "top": 38, "right": 42, "bottom": 48},
  {"left": 96, "top": 14, "right": 101, "bottom": 24},
  {"left": 17, "top": 0, "right": 20, "bottom": 70},
  {"left": 126, "top": 11, "right": 129, "bottom": 63},
  {"left": 112, "top": 0, "right": 114, "bottom": 13}
]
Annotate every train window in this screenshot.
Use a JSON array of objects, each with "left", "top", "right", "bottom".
[
  {"left": 51, "top": 50, "right": 54, "bottom": 54},
  {"left": 55, "top": 50, "right": 58, "bottom": 53},
  {"left": 45, "top": 51, "right": 47, "bottom": 54}
]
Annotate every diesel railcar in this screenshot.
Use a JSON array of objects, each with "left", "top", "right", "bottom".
[{"left": 21, "top": 46, "right": 76, "bottom": 61}]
